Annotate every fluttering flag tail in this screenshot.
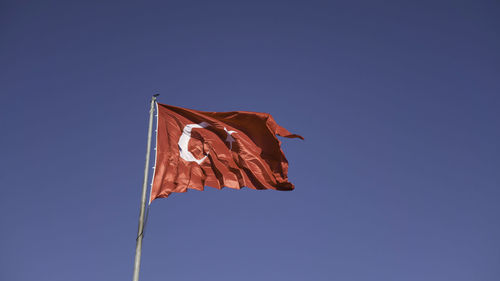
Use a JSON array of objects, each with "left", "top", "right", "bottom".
[{"left": 150, "top": 103, "right": 303, "bottom": 202}]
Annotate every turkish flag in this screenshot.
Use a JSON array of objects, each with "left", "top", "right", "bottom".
[{"left": 150, "top": 103, "right": 303, "bottom": 202}]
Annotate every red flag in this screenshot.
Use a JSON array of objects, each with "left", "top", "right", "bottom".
[{"left": 150, "top": 103, "right": 303, "bottom": 202}]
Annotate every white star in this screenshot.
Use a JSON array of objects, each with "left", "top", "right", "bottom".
[{"left": 224, "top": 127, "right": 237, "bottom": 150}]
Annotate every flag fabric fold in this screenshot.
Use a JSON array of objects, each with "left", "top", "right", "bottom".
[{"left": 150, "top": 103, "right": 303, "bottom": 202}]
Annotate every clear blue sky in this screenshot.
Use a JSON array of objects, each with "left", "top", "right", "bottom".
[{"left": 1, "top": 1, "right": 499, "bottom": 280}]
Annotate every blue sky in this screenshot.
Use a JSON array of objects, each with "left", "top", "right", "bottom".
[{"left": 1, "top": 1, "right": 499, "bottom": 280}]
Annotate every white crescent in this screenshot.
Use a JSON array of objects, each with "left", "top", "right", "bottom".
[{"left": 178, "top": 122, "right": 210, "bottom": 164}]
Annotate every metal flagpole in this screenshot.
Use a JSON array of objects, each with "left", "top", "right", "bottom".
[{"left": 132, "top": 94, "right": 158, "bottom": 281}]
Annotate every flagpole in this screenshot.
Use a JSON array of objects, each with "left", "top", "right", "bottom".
[{"left": 132, "top": 94, "right": 158, "bottom": 281}]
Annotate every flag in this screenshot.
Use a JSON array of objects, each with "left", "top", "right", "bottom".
[{"left": 149, "top": 103, "right": 303, "bottom": 202}]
